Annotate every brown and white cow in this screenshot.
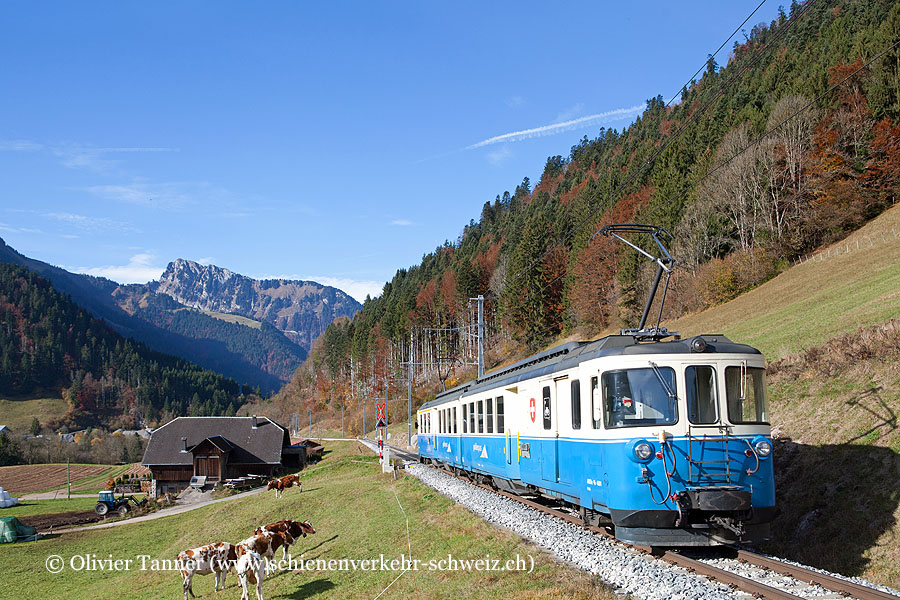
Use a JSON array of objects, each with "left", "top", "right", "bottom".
[
  {"left": 177, "top": 541, "right": 237, "bottom": 600},
  {"left": 254, "top": 519, "right": 316, "bottom": 559},
  {"left": 236, "top": 550, "right": 265, "bottom": 600},
  {"left": 266, "top": 474, "right": 300, "bottom": 499},
  {"left": 236, "top": 530, "right": 290, "bottom": 576}
]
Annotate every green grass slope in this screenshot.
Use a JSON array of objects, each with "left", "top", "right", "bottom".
[
  {"left": 0, "top": 396, "right": 69, "bottom": 431},
  {"left": 669, "top": 204, "right": 900, "bottom": 360},
  {"left": 0, "top": 443, "right": 612, "bottom": 600}
]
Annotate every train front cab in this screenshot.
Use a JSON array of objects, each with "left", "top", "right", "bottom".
[{"left": 591, "top": 353, "right": 776, "bottom": 546}]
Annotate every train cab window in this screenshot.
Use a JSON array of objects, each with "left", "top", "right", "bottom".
[
  {"left": 486, "top": 398, "right": 494, "bottom": 433},
  {"left": 602, "top": 367, "right": 677, "bottom": 428},
  {"left": 496, "top": 396, "right": 504, "bottom": 433},
  {"left": 453, "top": 407, "right": 457, "bottom": 433},
  {"left": 462, "top": 404, "right": 468, "bottom": 433},
  {"left": 571, "top": 379, "right": 582, "bottom": 429},
  {"left": 477, "top": 400, "right": 484, "bottom": 433},
  {"left": 542, "top": 386, "right": 551, "bottom": 430},
  {"left": 725, "top": 365, "right": 768, "bottom": 424},
  {"left": 686, "top": 366, "right": 718, "bottom": 424},
  {"left": 591, "top": 376, "right": 601, "bottom": 429}
]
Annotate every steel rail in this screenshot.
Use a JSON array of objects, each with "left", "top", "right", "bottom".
[
  {"left": 417, "top": 461, "right": 841, "bottom": 600},
  {"left": 735, "top": 550, "right": 899, "bottom": 600}
]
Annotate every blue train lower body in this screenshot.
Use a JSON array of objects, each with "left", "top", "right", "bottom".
[{"left": 419, "top": 432, "right": 775, "bottom": 546}]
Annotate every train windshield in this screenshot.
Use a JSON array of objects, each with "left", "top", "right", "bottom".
[
  {"left": 725, "top": 365, "right": 768, "bottom": 424},
  {"left": 602, "top": 367, "right": 677, "bottom": 428}
]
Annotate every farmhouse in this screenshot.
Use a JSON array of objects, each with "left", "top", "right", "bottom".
[{"left": 141, "top": 416, "right": 302, "bottom": 497}]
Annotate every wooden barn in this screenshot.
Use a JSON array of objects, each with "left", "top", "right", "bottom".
[{"left": 141, "top": 416, "right": 303, "bottom": 497}]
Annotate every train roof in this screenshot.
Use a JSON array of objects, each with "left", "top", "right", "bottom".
[{"left": 418, "top": 334, "right": 761, "bottom": 411}]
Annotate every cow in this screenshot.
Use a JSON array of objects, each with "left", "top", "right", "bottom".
[
  {"left": 266, "top": 474, "right": 300, "bottom": 499},
  {"left": 254, "top": 519, "right": 316, "bottom": 559},
  {"left": 236, "top": 530, "right": 290, "bottom": 576},
  {"left": 236, "top": 550, "right": 265, "bottom": 600},
  {"left": 176, "top": 541, "right": 237, "bottom": 600}
]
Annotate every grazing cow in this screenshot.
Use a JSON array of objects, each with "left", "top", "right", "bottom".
[
  {"left": 236, "top": 530, "right": 290, "bottom": 576},
  {"left": 176, "top": 542, "right": 237, "bottom": 600},
  {"left": 254, "top": 519, "right": 316, "bottom": 559},
  {"left": 236, "top": 550, "right": 265, "bottom": 600},
  {"left": 266, "top": 474, "right": 300, "bottom": 498}
]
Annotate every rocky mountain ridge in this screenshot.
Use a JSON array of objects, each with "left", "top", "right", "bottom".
[{"left": 152, "top": 258, "right": 361, "bottom": 349}]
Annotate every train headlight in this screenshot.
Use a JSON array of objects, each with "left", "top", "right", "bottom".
[
  {"left": 634, "top": 442, "right": 653, "bottom": 461},
  {"left": 754, "top": 438, "right": 772, "bottom": 458}
]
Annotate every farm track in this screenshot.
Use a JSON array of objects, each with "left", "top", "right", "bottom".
[{"left": 381, "top": 442, "right": 896, "bottom": 600}]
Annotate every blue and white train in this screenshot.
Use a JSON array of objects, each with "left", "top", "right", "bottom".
[{"left": 416, "top": 333, "right": 776, "bottom": 546}]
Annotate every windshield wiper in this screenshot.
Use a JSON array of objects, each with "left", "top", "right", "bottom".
[{"left": 649, "top": 361, "right": 676, "bottom": 399}]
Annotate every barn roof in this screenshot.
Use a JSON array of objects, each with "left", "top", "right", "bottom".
[{"left": 142, "top": 417, "right": 289, "bottom": 466}]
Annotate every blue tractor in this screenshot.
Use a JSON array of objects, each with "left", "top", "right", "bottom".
[{"left": 95, "top": 490, "right": 146, "bottom": 516}]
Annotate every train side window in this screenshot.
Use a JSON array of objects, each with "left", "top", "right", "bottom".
[
  {"left": 542, "top": 386, "right": 551, "bottom": 430},
  {"left": 462, "top": 404, "right": 468, "bottom": 433},
  {"left": 591, "top": 376, "right": 601, "bottom": 429},
  {"left": 571, "top": 379, "right": 581, "bottom": 429},
  {"left": 486, "top": 398, "right": 494, "bottom": 433},
  {"left": 725, "top": 365, "right": 768, "bottom": 424},
  {"left": 602, "top": 367, "right": 678, "bottom": 428},
  {"left": 497, "top": 396, "right": 504, "bottom": 433},
  {"left": 453, "top": 407, "right": 457, "bottom": 433},
  {"left": 469, "top": 402, "right": 475, "bottom": 433},
  {"left": 477, "top": 400, "right": 484, "bottom": 433}
]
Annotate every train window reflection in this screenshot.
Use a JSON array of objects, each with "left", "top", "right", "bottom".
[
  {"left": 486, "top": 398, "right": 494, "bottom": 433},
  {"left": 686, "top": 366, "right": 718, "bottom": 424},
  {"left": 602, "top": 367, "right": 677, "bottom": 428},
  {"left": 725, "top": 366, "right": 768, "bottom": 424},
  {"left": 497, "top": 396, "right": 504, "bottom": 433}
]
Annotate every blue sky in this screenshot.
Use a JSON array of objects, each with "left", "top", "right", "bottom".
[{"left": 0, "top": 1, "right": 782, "bottom": 302}]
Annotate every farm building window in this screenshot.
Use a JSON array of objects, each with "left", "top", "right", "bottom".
[
  {"left": 602, "top": 367, "right": 677, "bottom": 428},
  {"left": 571, "top": 379, "right": 581, "bottom": 430},
  {"left": 496, "top": 396, "right": 504, "bottom": 433},
  {"left": 486, "top": 398, "right": 494, "bottom": 433},
  {"left": 725, "top": 365, "right": 768, "bottom": 424},
  {"left": 542, "top": 386, "right": 551, "bottom": 430}
]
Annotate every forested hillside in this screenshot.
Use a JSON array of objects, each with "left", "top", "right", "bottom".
[
  {"left": 0, "top": 239, "right": 307, "bottom": 392},
  {"left": 0, "top": 263, "right": 254, "bottom": 429},
  {"left": 273, "top": 0, "right": 900, "bottom": 420}
]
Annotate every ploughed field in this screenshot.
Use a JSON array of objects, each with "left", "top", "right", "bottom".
[{"left": 0, "top": 464, "right": 110, "bottom": 495}]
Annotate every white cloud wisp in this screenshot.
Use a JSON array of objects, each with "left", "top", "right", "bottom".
[{"left": 466, "top": 103, "right": 646, "bottom": 150}]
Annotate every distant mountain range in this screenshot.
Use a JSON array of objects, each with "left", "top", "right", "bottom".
[
  {"left": 0, "top": 238, "right": 360, "bottom": 392},
  {"left": 152, "top": 258, "right": 361, "bottom": 350}
]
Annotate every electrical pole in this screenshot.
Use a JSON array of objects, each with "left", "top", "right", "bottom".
[{"left": 469, "top": 295, "right": 485, "bottom": 379}]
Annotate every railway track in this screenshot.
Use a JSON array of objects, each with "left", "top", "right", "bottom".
[{"left": 396, "top": 451, "right": 896, "bottom": 600}]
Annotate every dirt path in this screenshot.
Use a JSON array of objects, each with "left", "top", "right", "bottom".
[{"left": 47, "top": 486, "right": 266, "bottom": 534}]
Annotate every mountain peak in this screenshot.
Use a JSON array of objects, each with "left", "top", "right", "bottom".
[{"left": 155, "top": 259, "right": 361, "bottom": 349}]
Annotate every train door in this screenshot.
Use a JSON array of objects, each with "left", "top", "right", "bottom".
[
  {"left": 540, "top": 383, "right": 558, "bottom": 482},
  {"left": 555, "top": 377, "right": 573, "bottom": 485}
]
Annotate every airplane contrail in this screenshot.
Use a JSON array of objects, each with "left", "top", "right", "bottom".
[{"left": 466, "top": 103, "right": 647, "bottom": 150}]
